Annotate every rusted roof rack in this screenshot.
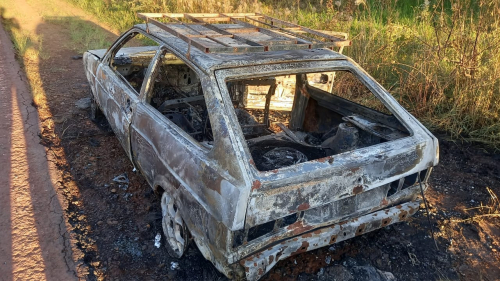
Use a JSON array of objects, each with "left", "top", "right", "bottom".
[{"left": 137, "top": 13, "right": 351, "bottom": 54}]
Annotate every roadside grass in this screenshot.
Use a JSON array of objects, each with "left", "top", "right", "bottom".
[
  {"left": 0, "top": 0, "right": 114, "bottom": 108},
  {"left": 44, "top": 16, "right": 111, "bottom": 53},
  {"left": 64, "top": 0, "right": 500, "bottom": 147},
  {"left": 10, "top": 30, "right": 32, "bottom": 56},
  {"left": 0, "top": 9, "right": 46, "bottom": 60},
  {"left": 5, "top": 0, "right": 500, "bottom": 146},
  {"left": 0, "top": 0, "right": 46, "bottom": 106}
]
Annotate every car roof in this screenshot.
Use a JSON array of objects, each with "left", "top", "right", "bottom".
[{"left": 137, "top": 23, "right": 349, "bottom": 73}]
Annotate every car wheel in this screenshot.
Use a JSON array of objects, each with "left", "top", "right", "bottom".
[{"left": 161, "top": 192, "right": 189, "bottom": 258}]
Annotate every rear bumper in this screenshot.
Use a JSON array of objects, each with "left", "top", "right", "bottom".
[{"left": 239, "top": 200, "right": 420, "bottom": 280}]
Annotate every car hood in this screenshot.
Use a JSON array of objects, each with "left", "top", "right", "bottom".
[{"left": 87, "top": 49, "right": 108, "bottom": 59}]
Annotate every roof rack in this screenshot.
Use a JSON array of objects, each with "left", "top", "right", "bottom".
[{"left": 137, "top": 13, "right": 351, "bottom": 55}]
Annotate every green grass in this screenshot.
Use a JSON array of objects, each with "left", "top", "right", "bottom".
[
  {"left": 65, "top": 0, "right": 500, "bottom": 146},
  {"left": 0, "top": 7, "right": 46, "bottom": 60},
  {"left": 11, "top": 30, "right": 32, "bottom": 55},
  {"left": 44, "top": 16, "right": 112, "bottom": 53},
  {"left": 68, "top": 19, "right": 111, "bottom": 52}
]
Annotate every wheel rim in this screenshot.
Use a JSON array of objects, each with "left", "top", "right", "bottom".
[{"left": 161, "top": 192, "right": 186, "bottom": 257}]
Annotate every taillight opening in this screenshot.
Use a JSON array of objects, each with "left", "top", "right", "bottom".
[
  {"left": 232, "top": 212, "right": 300, "bottom": 248},
  {"left": 387, "top": 168, "right": 430, "bottom": 198}
]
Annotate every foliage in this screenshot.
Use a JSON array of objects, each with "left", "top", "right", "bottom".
[{"left": 67, "top": 0, "right": 500, "bottom": 146}]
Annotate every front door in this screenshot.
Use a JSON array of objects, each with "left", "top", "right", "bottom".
[{"left": 95, "top": 29, "right": 159, "bottom": 160}]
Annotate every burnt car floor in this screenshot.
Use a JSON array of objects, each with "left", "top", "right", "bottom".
[{"left": 83, "top": 13, "right": 439, "bottom": 280}]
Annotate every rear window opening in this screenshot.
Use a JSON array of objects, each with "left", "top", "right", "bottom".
[{"left": 226, "top": 70, "right": 410, "bottom": 172}]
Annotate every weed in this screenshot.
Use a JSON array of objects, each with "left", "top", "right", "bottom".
[
  {"left": 8, "top": 0, "right": 500, "bottom": 146},
  {"left": 452, "top": 187, "right": 500, "bottom": 222}
]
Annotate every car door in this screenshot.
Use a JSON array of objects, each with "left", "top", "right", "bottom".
[
  {"left": 94, "top": 29, "right": 159, "bottom": 160},
  {"left": 129, "top": 46, "right": 210, "bottom": 186},
  {"left": 130, "top": 46, "right": 250, "bottom": 232}
]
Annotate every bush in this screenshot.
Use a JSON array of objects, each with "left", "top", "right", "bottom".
[{"left": 68, "top": 0, "right": 500, "bottom": 146}]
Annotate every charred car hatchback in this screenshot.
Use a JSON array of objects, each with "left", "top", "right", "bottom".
[{"left": 83, "top": 13, "right": 439, "bottom": 280}]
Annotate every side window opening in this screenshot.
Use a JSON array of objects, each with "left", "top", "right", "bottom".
[
  {"left": 110, "top": 32, "right": 160, "bottom": 93},
  {"left": 307, "top": 71, "right": 392, "bottom": 115},
  {"left": 147, "top": 52, "right": 213, "bottom": 144},
  {"left": 227, "top": 76, "right": 295, "bottom": 140},
  {"left": 226, "top": 70, "right": 409, "bottom": 172}
]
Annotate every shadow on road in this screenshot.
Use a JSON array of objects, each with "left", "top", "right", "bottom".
[
  {"left": 31, "top": 15, "right": 222, "bottom": 280},
  {"left": 0, "top": 10, "right": 77, "bottom": 280}
]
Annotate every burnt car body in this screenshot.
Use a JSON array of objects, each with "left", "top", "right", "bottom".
[{"left": 83, "top": 13, "right": 439, "bottom": 280}]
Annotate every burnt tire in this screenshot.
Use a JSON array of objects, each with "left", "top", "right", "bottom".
[{"left": 161, "top": 192, "right": 189, "bottom": 258}]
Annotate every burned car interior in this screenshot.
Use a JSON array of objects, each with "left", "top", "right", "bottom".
[
  {"left": 112, "top": 45, "right": 411, "bottom": 164},
  {"left": 112, "top": 45, "right": 213, "bottom": 143},
  {"left": 226, "top": 71, "right": 410, "bottom": 171},
  {"left": 147, "top": 53, "right": 213, "bottom": 142},
  {"left": 111, "top": 39, "right": 159, "bottom": 93}
]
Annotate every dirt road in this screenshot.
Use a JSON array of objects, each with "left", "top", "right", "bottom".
[
  {"left": 0, "top": 0, "right": 499, "bottom": 280},
  {"left": 0, "top": 20, "right": 78, "bottom": 280}
]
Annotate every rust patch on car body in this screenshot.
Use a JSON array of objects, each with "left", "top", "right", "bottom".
[
  {"left": 297, "top": 202, "right": 310, "bottom": 211},
  {"left": 268, "top": 255, "right": 274, "bottom": 264},
  {"left": 287, "top": 220, "right": 314, "bottom": 236},
  {"left": 355, "top": 223, "right": 366, "bottom": 236},
  {"left": 316, "top": 156, "right": 329, "bottom": 163},
  {"left": 251, "top": 180, "right": 261, "bottom": 191},
  {"left": 399, "top": 210, "right": 409, "bottom": 220},
  {"left": 290, "top": 241, "right": 310, "bottom": 256},
  {"left": 301, "top": 232, "right": 313, "bottom": 238},
  {"left": 353, "top": 185, "right": 363, "bottom": 194}
]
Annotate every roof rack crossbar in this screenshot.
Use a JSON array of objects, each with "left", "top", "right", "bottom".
[
  {"left": 240, "top": 15, "right": 321, "bottom": 44},
  {"left": 179, "top": 13, "right": 267, "bottom": 49},
  {"left": 219, "top": 13, "right": 311, "bottom": 46},
  {"left": 141, "top": 14, "right": 262, "bottom": 53},
  {"left": 140, "top": 16, "right": 211, "bottom": 52},
  {"left": 200, "top": 23, "right": 264, "bottom": 47},
  {"left": 238, "top": 14, "right": 349, "bottom": 49},
  {"left": 256, "top": 13, "right": 350, "bottom": 43},
  {"left": 137, "top": 12, "right": 351, "bottom": 54}
]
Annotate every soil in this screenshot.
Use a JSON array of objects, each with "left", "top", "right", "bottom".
[
  {"left": 0, "top": 1, "right": 499, "bottom": 280},
  {"left": 0, "top": 18, "right": 78, "bottom": 281}
]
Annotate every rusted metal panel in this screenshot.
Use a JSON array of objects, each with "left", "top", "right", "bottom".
[
  {"left": 131, "top": 102, "right": 249, "bottom": 231},
  {"left": 225, "top": 182, "right": 425, "bottom": 263},
  {"left": 240, "top": 201, "right": 420, "bottom": 281},
  {"left": 244, "top": 142, "right": 428, "bottom": 227}
]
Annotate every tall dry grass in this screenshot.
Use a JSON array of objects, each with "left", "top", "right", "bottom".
[{"left": 67, "top": 0, "right": 500, "bottom": 146}]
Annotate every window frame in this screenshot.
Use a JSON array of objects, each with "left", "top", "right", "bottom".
[
  {"left": 215, "top": 60, "right": 414, "bottom": 143},
  {"left": 305, "top": 70, "right": 393, "bottom": 116},
  {"left": 103, "top": 28, "right": 160, "bottom": 96},
  {"left": 138, "top": 44, "right": 216, "bottom": 151}
]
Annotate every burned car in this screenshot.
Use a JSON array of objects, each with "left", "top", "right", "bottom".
[{"left": 83, "top": 13, "right": 439, "bottom": 280}]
